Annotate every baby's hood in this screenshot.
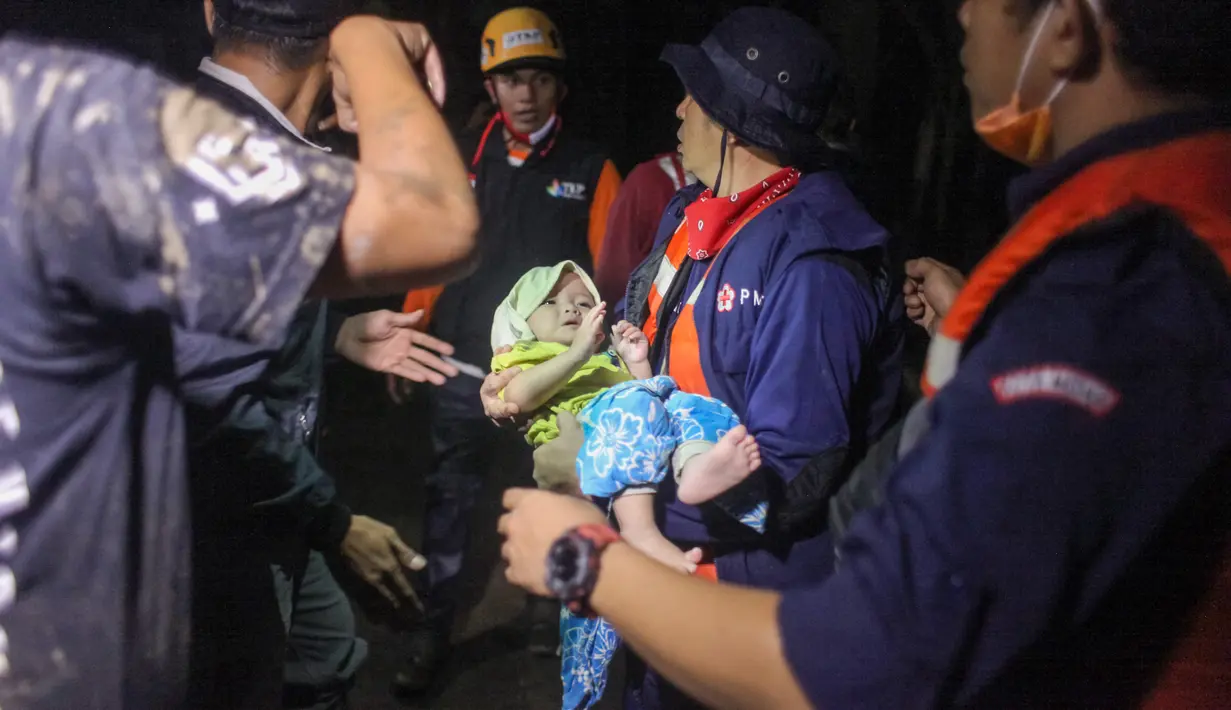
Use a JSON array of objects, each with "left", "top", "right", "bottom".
[{"left": 491, "top": 260, "right": 601, "bottom": 351}]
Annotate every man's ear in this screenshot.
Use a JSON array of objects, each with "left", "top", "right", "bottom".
[
  {"left": 204, "top": 0, "right": 217, "bottom": 38},
  {"left": 484, "top": 78, "right": 498, "bottom": 105},
  {"left": 558, "top": 82, "right": 569, "bottom": 105}
]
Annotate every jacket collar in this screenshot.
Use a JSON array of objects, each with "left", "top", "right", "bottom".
[
  {"left": 198, "top": 58, "right": 329, "bottom": 152},
  {"left": 1007, "top": 106, "right": 1231, "bottom": 222}
]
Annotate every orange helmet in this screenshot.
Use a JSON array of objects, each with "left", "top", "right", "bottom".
[{"left": 480, "top": 7, "right": 566, "bottom": 75}]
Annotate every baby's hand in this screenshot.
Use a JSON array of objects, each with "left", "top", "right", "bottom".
[
  {"left": 570, "top": 303, "right": 607, "bottom": 356},
  {"left": 612, "top": 321, "right": 649, "bottom": 364}
]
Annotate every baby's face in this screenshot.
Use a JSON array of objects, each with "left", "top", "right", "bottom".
[{"left": 527, "top": 273, "right": 597, "bottom": 345}]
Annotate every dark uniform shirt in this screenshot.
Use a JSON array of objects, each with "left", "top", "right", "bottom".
[
  {"left": 0, "top": 40, "right": 355, "bottom": 708},
  {"left": 779, "top": 110, "right": 1231, "bottom": 708},
  {"left": 177, "top": 61, "right": 351, "bottom": 550}
]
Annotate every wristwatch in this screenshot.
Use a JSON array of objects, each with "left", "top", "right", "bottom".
[{"left": 545, "top": 523, "right": 621, "bottom": 617}]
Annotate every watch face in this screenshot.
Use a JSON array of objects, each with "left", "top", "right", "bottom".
[{"left": 546, "top": 534, "right": 590, "bottom": 600}]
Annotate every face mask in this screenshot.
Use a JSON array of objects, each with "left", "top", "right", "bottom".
[{"left": 974, "top": 0, "right": 1100, "bottom": 165}]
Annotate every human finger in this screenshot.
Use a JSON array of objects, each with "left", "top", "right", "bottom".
[
  {"left": 422, "top": 42, "right": 447, "bottom": 106},
  {"left": 372, "top": 579, "right": 400, "bottom": 608},
  {"left": 390, "top": 536, "right": 427, "bottom": 571},
  {"left": 388, "top": 362, "right": 440, "bottom": 386},
  {"left": 408, "top": 330, "right": 456, "bottom": 357},
  {"left": 386, "top": 563, "right": 417, "bottom": 602},
  {"left": 406, "top": 348, "right": 460, "bottom": 378},
  {"left": 904, "top": 258, "right": 941, "bottom": 281},
  {"left": 384, "top": 310, "right": 426, "bottom": 328},
  {"left": 503, "top": 487, "right": 532, "bottom": 512},
  {"left": 557, "top": 411, "right": 581, "bottom": 437}
]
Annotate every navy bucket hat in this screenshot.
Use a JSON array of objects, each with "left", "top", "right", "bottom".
[{"left": 661, "top": 7, "right": 842, "bottom": 163}]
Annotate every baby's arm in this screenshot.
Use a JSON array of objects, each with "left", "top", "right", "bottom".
[
  {"left": 612, "top": 320, "right": 654, "bottom": 379},
  {"left": 501, "top": 347, "right": 591, "bottom": 413},
  {"left": 501, "top": 306, "right": 606, "bottom": 412}
]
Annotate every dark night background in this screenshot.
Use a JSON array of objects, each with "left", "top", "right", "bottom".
[{"left": 3, "top": 1, "right": 1020, "bottom": 707}]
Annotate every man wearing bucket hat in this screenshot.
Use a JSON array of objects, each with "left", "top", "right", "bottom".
[
  {"left": 483, "top": 6, "right": 904, "bottom": 705},
  {"left": 617, "top": 7, "right": 905, "bottom": 704},
  {"left": 495, "top": 0, "right": 1231, "bottom": 708},
  {"left": 393, "top": 7, "right": 622, "bottom": 692}
]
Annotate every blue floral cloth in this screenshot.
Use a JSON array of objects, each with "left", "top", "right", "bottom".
[{"left": 561, "top": 376, "right": 768, "bottom": 710}]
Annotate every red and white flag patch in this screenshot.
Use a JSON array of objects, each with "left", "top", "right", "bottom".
[{"left": 991, "top": 364, "right": 1120, "bottom": 417}]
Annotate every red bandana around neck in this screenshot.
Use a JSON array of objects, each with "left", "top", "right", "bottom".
[{"left": 683, "top": 166, "right": 801, "bottom": 260}]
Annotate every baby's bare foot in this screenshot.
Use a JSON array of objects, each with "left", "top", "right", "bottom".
[
  {"left": 622, "top": 527, "right": 700, "bottom": 574},
  {"left": 677, "top": 426, "right": 761, "bottom": 505}
]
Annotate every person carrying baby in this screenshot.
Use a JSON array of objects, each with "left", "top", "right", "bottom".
[{"left": 491, "top": 261, "right": 767, "bottom": 710}]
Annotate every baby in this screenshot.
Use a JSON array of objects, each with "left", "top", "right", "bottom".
[
  {"left": 492, "top": 261, "right": 768, "bottom": 710},
  {"left": 491, "top": 261, "right": 765, "bottom": 573}
]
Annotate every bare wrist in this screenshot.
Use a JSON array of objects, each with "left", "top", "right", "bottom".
[{"left": 565, "top": 344, "right": 594, "bottom": 364}]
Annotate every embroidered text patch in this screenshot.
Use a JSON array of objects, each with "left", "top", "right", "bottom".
[{"left": 991, "top": 364, "right": 1120, "bottom": 417}]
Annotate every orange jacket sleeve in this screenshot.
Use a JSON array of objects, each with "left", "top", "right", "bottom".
[{"left": 588, "top": 160, "right": 623, "bottom": 265}]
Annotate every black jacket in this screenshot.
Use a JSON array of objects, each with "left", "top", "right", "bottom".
[{"left": 428, "top": 118, "right": 612, "bottom": 408}]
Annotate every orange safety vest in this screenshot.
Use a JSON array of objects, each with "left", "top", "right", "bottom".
[
  {"left": 642, "top": 191, "right": 794, "bottom": 396},
  {"left": 921, "top": 130, "right": 1231, "bottom": 709}
]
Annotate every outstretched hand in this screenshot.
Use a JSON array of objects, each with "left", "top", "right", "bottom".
[{"left": 336, "top": 310, "right": 459, "bottom": 386}]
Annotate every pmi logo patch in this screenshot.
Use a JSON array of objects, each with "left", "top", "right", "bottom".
[{"left": 547, "top": 179, "right": 587, "bottom": 201}]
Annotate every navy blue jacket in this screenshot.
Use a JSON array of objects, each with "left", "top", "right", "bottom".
[
  {"left": 779, "top": 110, "right": 1231, "bottom": 708},
  {"left": 624, "top": 170, "right": 905, "bottom": 587}
]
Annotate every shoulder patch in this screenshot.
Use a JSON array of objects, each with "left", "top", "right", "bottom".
[
  {"left": 991, "top": 364, "right": 1120, "bottom": 417},
  {"left": 159, "top": 88, "right": 305, "bottom": 206}
]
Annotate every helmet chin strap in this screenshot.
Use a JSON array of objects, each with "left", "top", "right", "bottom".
[{"left": 711, "top": 129, "right": 730, "bottom": 197}]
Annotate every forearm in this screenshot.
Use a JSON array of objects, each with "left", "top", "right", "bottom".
[
  {"left": 590, "top": 543, "right": 812, "bottom": 710},
  {"left": 502, "top": 350, "right": 588, "bottom": 412},
  {"left": 334, "top": 19, "right": 464, "bottom": 191},
  {"left": 317, "top": 19, "right": 478, "bottom": 297}
]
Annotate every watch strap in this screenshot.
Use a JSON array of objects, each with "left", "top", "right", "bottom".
[{"left": 563, "top": 524, "right": 620, "bottom": 616}]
